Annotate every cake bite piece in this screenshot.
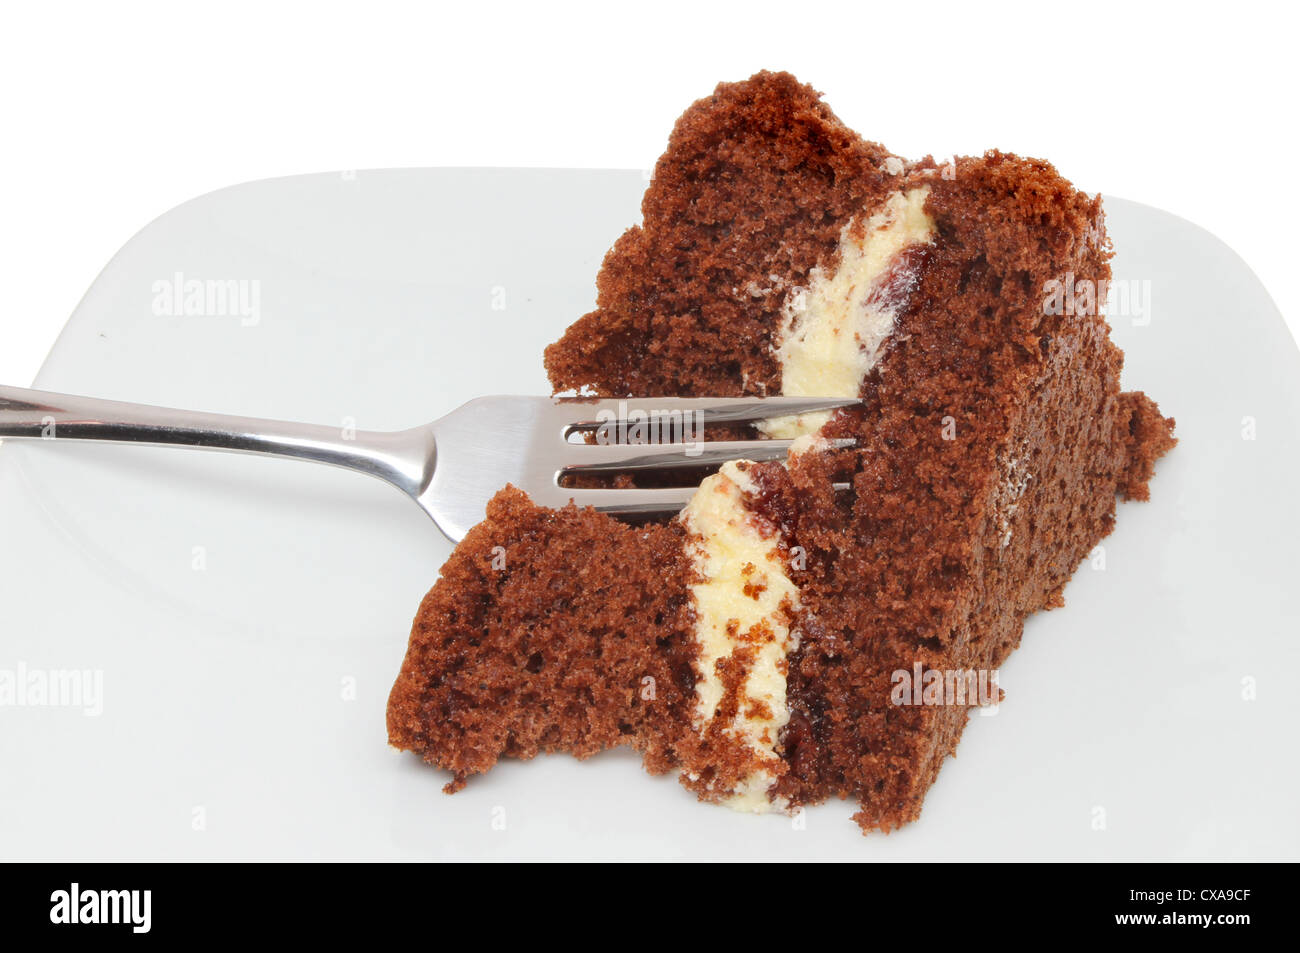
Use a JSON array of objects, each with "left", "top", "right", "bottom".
[{"left": 387, "top": 71, "right": 1176, "bottom": 832}]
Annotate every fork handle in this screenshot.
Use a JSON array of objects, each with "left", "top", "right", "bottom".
[{"left": 0, "top": 384, "right": 432, "bottom": 498}]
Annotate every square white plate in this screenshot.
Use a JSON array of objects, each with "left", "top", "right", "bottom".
[{"left": 1, "top": 169, "right": 1297, "bottom": 860}]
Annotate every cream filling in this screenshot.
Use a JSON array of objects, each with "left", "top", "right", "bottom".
[
  {"left": 680, "top": 189, "right": 936, "bottom": 814},
  {"left": 681, "top": 461, "right": 801, "bottom": 813},
  {"left": 759, "top": 187, "right": 936, "bottom": 438}
]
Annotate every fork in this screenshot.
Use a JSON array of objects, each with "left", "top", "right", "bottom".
[{"left": 0, "top": 386, "right": 859, "bottom": 542}]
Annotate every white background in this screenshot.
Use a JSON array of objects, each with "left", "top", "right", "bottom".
[{"left": 1, "top": 1, "right": 1295, "bottom": 386}]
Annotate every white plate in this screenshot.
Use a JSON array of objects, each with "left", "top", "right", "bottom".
[{"left": 1, "top": 169, "right": 1296, "bottom": 861}]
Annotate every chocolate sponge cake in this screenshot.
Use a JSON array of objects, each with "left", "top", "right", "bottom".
[{"left": 387, "top": 71, "right": 1176, "bottom": 831}]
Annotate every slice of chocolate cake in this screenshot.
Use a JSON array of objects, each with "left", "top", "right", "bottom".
[{"left": 387, "top": 71, "right": 1176, "bottom": 832}]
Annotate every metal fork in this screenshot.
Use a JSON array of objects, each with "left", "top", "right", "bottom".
[{"left": 0, "top": 386, "right": 859, "bottom": 542}]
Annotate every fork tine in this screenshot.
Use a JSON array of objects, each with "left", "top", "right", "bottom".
[
  {"left": 557, "top": 396, "right": 862, "bottom": 432},
  {"left": 561, "top": 436, "right": 856, "bottom": 474},
  {"left": 547, "top": 482, "right": 856, "bottom": 519},
  {"left": 547, "top": 486, "right": 700, "bottom": 516}
]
